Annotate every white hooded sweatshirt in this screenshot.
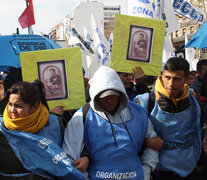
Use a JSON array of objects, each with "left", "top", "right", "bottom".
[{"left": 62, "top": 66, "right": 158, "bottom": 180}]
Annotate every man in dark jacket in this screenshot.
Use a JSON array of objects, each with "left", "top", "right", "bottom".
[
  {"left": 191, "top": 60, "right": 207, "bottom": 180},
  {"left": 190, "top": 59, "right": 207, "bottom": 102},
  {"left": 117, "top": 66, "right": 150, "bottom": 101}
]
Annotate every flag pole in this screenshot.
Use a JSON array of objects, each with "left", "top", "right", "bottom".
[{"left": 26, "top": 1, "right": 33, "bottom": 34}]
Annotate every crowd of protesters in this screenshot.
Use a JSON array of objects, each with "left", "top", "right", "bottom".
[{"left": 0, "top": 57, "right": 207, "bottom": 180}]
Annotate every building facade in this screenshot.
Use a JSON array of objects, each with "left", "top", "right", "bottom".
[
  {"left": 103, "top": 5, "right": 121, "bottom": 39},
  {"left": 49, "top": 3, "right": 120, "bottom": 41}
]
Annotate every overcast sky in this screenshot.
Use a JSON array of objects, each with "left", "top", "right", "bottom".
[{"left": 0, "top": 0, "right": 127, "bottom": 36}]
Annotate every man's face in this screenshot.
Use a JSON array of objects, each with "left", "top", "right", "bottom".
[
  {"left": 161, "top": 70, "right": 186, "bottom": 99},
  {"left": 139, "top": 34, "right": 144, "bottom": 40},
  {"left": 49, "top": 69, "right": 56, "bottom": 77},
  {"left": 198, "top": 65, "right": 207, "bottom": 79},
  {"left": 186, "top": 74, "right": 195, "bottom": 85},
  {"left": 97, "top": 95, "right": 119, "bottom": 115},
  {"left": 119, "top": 73, "right": 132, "bottom": 89}
]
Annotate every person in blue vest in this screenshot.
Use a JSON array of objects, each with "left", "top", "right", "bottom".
[
  {"left": 0, "top": 81, "right": 86, "bottom": 180},
  {"left": 134, "top": 57, "right": 202, "bottom": 180},
  {"left": 63, "top": 66, "right": 159, "bottom": 180}
]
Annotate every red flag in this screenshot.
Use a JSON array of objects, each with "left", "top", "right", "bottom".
[{"left": 18, "top": 0, "right": 35, "bottom": 29}]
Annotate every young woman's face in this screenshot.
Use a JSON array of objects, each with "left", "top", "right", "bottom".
[{"left": 8, "top": 94, "right": 37, "bottom": 119}]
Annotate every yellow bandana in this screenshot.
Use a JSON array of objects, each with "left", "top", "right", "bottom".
[{"left": 3, "top": 103, "right": 49, "bottom": 133}]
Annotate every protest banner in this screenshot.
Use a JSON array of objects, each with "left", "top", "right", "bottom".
[
  {"left": 20, "top": 47, "right": 86, "bottom": 110},
  {"left": 111, "top": 14, "right": 165, "bottom": 76},
  {"left": 173, "top": 0, "right": 205, "bottom": 24}
]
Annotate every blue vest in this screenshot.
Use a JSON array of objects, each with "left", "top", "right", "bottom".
[
  {"left": 137, "top": 92, "right": 202, "bottom": 177},
  {"left": 84, "top": 101, "right": 148, "bottom": 180},
  {"left": 0, "top": 114, "right": 86, "bottom": 180}
]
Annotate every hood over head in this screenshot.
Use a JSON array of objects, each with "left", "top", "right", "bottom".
[
  {"left": 89, "top": 66, "right": 128, "bottom": 113},
  {"left": 99, "top": 90, "right": 120, "bottom": 98}
]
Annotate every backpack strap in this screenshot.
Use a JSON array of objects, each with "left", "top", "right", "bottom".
[
  {"left": 82, "top": 103, "right": 91, "bottom": 124},
  {"left": 148, "top": 91, "right": 155, "bottom": 116},
  {"left": 80, "top": 103, "right": 91, "bottom": 158}
]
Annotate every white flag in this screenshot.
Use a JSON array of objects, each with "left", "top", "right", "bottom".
[
  {"left": 108, "top": 31, "right": 113, "bottom": 53},
  {"left": 91, "top": 13, "right": 110, "bottom": 66},
  {"left": 64, "top": 25, "right": 94, "bottom": 56},
  {"left": 155, "top": 0, "right": 179, "bottom": 33},
  {"left": 185, "top": 33, "right": 196, "bottom": 71},
  {"left": 155, "top": 0, "right": 177, "bottom": 68}
]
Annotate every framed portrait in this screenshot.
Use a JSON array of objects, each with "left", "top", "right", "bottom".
[
  {"left": 111, "top": 14, "right": 166, "bottom": 76},
  {"left": 20, "top": 47, "right": 86, "bottom": 110},
  {"left": 37, "top": 60, "right": 68, "bottom": 101},
  {"left": 127, "top": 25, "right": 153, "bottom": 63}
]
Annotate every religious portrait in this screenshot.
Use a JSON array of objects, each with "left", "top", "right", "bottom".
[
  {"left": 37, "top": 59, "right": 68, "bottom": 101},
  {"left": 127, "top": 25, "right": 153, "bottom": 63}
]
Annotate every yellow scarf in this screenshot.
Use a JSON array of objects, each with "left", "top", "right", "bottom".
[
  {"left": 155, "top": 76, "right": 190, "bottom": 106},
  {"left": 3, "top": 103, "right": 49, "bottom": 133}
]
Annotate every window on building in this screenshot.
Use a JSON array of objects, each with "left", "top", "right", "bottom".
[
  {"left": 202, "top": 49, "right": 207, "bottom": 53},
  {"left": 175, "top": 30, "right": 179, "bottom": 37},
  {"left": 182, "top": 28, "right": 186, "bottom": 36},
  {"left": 190, "top": 26, "right": 195, "bottom": 34}
]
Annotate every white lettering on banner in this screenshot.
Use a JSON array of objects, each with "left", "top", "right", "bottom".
[
  {"left": 96, "top": 171, "right": 137, "bottom": 179},
  {"left": 52, "top": 152, "right": 70, "bottom": 164},
  {"left": 62, "top": 158, "right": 71, "bottom": 166},
  {"left": 173, "top": 0, "right": 204, "bottom": 23},
  {"left": 37, "top": 138, "right": 52, "bottom": 149}
]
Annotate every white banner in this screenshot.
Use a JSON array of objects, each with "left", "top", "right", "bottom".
[
  {"left": 128, "top": 0, "right": 156, "bottom": 19},
  {"left": 156, "top": 0, "right": 179, "bottom": 34},
  {"left": 185, "top": 33, "right": 196, "bottom": 71},
  {"left": 173, "top": 0, "right": 205, "bottom": 24},
  {"left": 91, "top": 14, "right": 110, "bottom": 66},
  {"left": 155, "top": 0, "right": 176, "bottom": 68}
]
